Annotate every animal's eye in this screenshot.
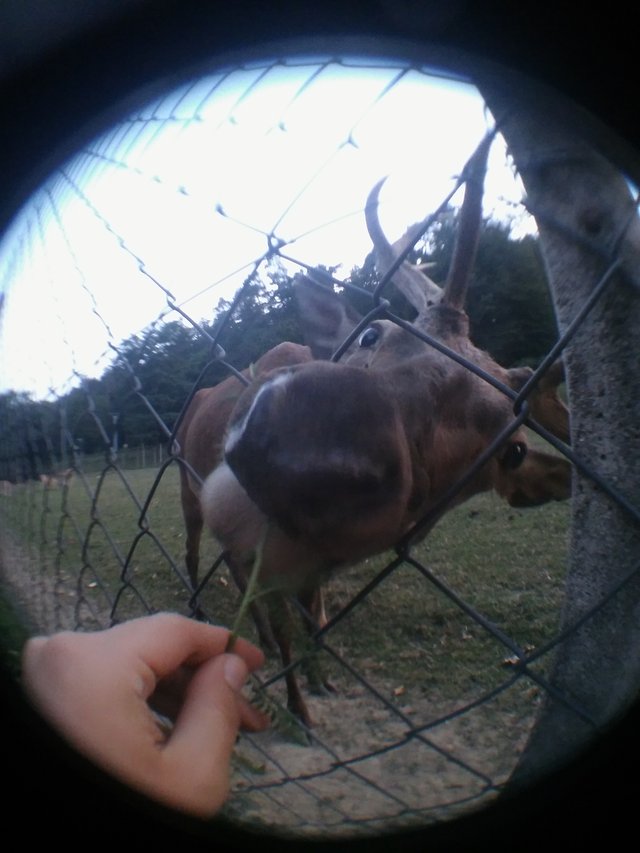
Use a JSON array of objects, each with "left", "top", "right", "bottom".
[
  {"left": 358, "top": 326, "right": 380, "bottom": 348},
  {"left": 502, "top": 441, "right": 528, "bottom": 470}
]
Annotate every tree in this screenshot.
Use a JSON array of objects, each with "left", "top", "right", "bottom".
[
  {"left": 0, "top": 391, "right": 58, "bottom": 480},
  {"left": 206, "top": 260, "right": 304, "bottom": 379},
  {"left": 467, "top": 224, "right": 558, "bottom": 365},
  {"left": 98, "top": 321, "right": 211, "bottom": 450}
]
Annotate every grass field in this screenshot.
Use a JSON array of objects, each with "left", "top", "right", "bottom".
[{"left": 0, "top": 455, "right": 570, "bottom": 708}]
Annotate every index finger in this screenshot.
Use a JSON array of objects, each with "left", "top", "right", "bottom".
[{"left": 108, "top": 613, "right": 265, "bottom": 680}]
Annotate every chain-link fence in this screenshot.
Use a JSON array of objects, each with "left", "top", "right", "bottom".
[{"left": 0, "top": 53, "right": 638, "bottom": 840}]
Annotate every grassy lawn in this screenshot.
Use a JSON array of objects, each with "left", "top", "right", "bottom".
[
  {"left": 0, "top": 455, "right": 570, "bottom": 712},
  {"left": 322, "top": 492, "right": 568, "bottom": 700}
]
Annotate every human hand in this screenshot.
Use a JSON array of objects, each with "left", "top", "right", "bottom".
[{"left": 21, "top": 613, "right": 269, "bottom": 818}]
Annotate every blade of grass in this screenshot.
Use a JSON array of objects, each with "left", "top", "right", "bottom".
[{"left": 225, "top": 524, "right": 268, "bottom": 653}]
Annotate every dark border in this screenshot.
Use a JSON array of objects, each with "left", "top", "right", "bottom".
[{"left": 1, "top": 2, "right": 638, "bottom": 850}]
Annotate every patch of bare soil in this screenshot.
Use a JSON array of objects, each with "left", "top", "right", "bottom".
[
  {"left": 0, "top": 532, "right": 79, "bottom": 635},
  {"left": 222, "top": 676, "right": 537, "bottom": 840}
]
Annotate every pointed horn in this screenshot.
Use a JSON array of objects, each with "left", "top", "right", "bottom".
[
  {"left": 365, "top": 178, "right": 442, "bottom": 314},
  {"left": 443, "top": 133, "right": 493, "bottom": 310}
]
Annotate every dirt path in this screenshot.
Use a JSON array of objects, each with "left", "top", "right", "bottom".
[{"left": 220, "top": 671, "right": 537, "bottom": 839}]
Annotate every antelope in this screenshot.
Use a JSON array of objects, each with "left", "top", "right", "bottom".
[
  {"left": 199, "top": 133, "right": 572, "bottom": 725},
  {"left": 56, "top": 468, "right": 74, "bottom": 487},
  {"left": 176, "top": 342, "right": 329, "bottom": 655},
  {"left": 40, "top": 469, "right": 73, "bottom": 490}
]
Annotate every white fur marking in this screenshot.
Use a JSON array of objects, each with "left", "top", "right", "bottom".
[
  {"left": 200, "top": 462, "right": 267, "bottom": 559},
  {"left": 224, "top": 371, "right": 293, "bottom": 454}
]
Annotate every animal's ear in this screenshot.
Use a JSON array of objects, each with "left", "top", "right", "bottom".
[
  {"left": 506, "top": 361, "right": 570, "bottom": 445},
  {"left": 506, "top": 365, "right": 534, "bottom": 391},
  {"left": 294, "top": 273, "right": 362, "bottom": 360},
  {"left": 507, "top": 361, "right": 566, "bottom": 394}
]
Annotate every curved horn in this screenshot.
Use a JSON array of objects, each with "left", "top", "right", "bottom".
[{"left": 365, "top": 178, "right": 442, "bottom": 314}]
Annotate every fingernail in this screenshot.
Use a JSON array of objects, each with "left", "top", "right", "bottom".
[{"left": 223, "top": 655, "right": 248, "bottom": 691}]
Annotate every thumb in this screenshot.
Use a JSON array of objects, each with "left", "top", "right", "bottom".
[{"left": 161, "top": 654, "right": 249, "bottom": 816}]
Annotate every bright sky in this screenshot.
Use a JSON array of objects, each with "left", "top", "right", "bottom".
[{"left": 0, "top": 55, "right": 532, "bottom": 399}]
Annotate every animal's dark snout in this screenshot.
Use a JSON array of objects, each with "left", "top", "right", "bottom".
[{"left": 224, "top": 362, "right": 413, "bottom": 548}]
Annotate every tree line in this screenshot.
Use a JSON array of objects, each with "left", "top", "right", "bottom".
[{"left": 0, "top": 216, "right": 558, "bottom": 480}]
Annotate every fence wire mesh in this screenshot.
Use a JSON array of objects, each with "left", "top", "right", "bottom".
[{"left": 0, "top": 53, "right": 638, "bottom": 840}]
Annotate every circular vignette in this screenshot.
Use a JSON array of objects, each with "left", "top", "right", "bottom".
[{"left": 1, "top": 3, "right": 639, "bottom": 852}]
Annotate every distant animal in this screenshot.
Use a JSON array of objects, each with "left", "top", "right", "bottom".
[{"left": 38, "top": 468, "right": 74, "bottom": 490}]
